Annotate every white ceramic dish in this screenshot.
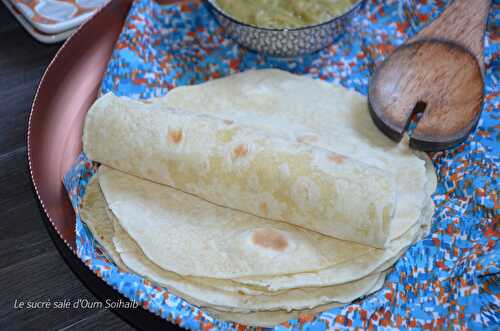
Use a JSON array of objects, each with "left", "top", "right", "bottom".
[
  {"left": 3, "top": 0, "right": 76, "bottom": 43},
  {"left": 9, "top": 0, "right": 107, "bottom": 34}
]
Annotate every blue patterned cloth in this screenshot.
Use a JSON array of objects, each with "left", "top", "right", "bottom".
[{"left": 64, "top": 0, "right": 499, "bottom": 329}]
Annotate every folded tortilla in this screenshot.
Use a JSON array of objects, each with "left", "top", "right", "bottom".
[
  {"left": 84, "top": 93, "right": 396, "bottom": 247},
  {"left": 98, "top": 165, "right": 430, "bottom": 285},
  {"left": 81, "top": 176, "right": 387, "bottom": 315},
  {"left": 99, "top": 165, "right": 381, "bottom": 278},
  {"left": 79, "top": 69, "right": 437, "bottom": 327},
  {"left": 159, "top": 69, "right": 432, "bottom": 241}
]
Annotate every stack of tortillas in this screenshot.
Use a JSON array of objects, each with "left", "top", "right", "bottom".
[{"left": 80, "top": 69, "right": 436, "bottom": 327}]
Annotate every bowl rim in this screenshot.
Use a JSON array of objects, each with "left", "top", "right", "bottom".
[{"left": 205, "top": 0, "right": 363, "bottom": 32}]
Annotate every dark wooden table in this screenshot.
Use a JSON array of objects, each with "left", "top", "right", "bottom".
[{"left": 0, "top": 6, "right": 134, "bottom": 331}]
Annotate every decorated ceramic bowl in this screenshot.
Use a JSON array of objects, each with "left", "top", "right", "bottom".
[{"left": 205, "top": 0, "right": 363, "bottom": 57}]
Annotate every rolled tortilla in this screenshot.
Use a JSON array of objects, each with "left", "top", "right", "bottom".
[{"left": 84, "top": 93, "right": 396, "bottom": 247}]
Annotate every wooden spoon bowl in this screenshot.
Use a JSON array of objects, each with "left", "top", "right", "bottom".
[
  {"left": 368, "top": 0, "right": 490, "bottom": 151},
  {"left": 368, "top": 39, "right": 483, "bottom": 151}
]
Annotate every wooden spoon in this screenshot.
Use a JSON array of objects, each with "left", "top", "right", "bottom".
[{"left": 368, "top": 0, "right": 491, "bottom": 151}]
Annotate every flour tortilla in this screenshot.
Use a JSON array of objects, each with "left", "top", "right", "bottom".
[
  {"left": 234, "top": 155, "right": 436, "bottom": 290},
  {"left": 78, "top": 181, "right": 384, "bottom": 326},
  {"left": 81, "top": 177, "right": 388, "bottom": 313},
  {"left": 237, "top": 199, "right": 433, "bottom": 290},
  {"left": 99, "top": 165, "right": 386, "bottom": 279},
  {"left": 99, "top": 163, "right": 430, "bottom": 288},
  {"left": 158, "top": 69, "right": 432, "bottom": 241},
  {"left": 80, "top": 162, "right": 432, "bottom": 295},
  {"left": 112, "top": 214, "right": 387, "bottom": 312},
  {"left": 84, "top": 94, "right": 396, "bottom": 248},
  {"left": 85, "top": 69, "right": 433, "bottom": 246},
  {"left": 205, "top": 275, "right": 387, "bottom": 327},
  {"left": 80, "top": 177, "right": 272, "bottom": 296},
  {"left": 79, "top": 176, "right": 127, "bottom": 270},
  {"left": 80, "top": 176, "right": 406, "bottom": 301},
  {"left": 86, "top": 69, "right": 436, "bottom": 288},
  {"left": 78, "top": 69, "right": 437, "bottom": 327}
]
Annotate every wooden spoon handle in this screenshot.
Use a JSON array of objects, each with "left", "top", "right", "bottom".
[{"left": 410, "top": 0, "right": 491, "bottom": 72}]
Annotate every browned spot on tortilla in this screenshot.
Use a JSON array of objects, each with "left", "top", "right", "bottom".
[
  {"left": 233, "top": 144, "right": 247, "bottom": 158},
  {"left": 142, "top": 100, "right": 153, "bottom": 104},
  {"left": 251, "top": 228, "right": 288, "bottom": 252},
  {"left": 328, "top": 153, "right": 346, "bottom": 164},
  {"left": 168, "top": 129, "right": 183, "bottom": 144},
  {"left": 259, "top": 202, "right": 269, "bottom": 216},
  {"left": 223, "top": 119, "right": 234, "bottom": 125}
]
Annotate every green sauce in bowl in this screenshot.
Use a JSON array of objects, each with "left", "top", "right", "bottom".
[{"left": 214, "top": 0, "right": 357, "bottom": 29}]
